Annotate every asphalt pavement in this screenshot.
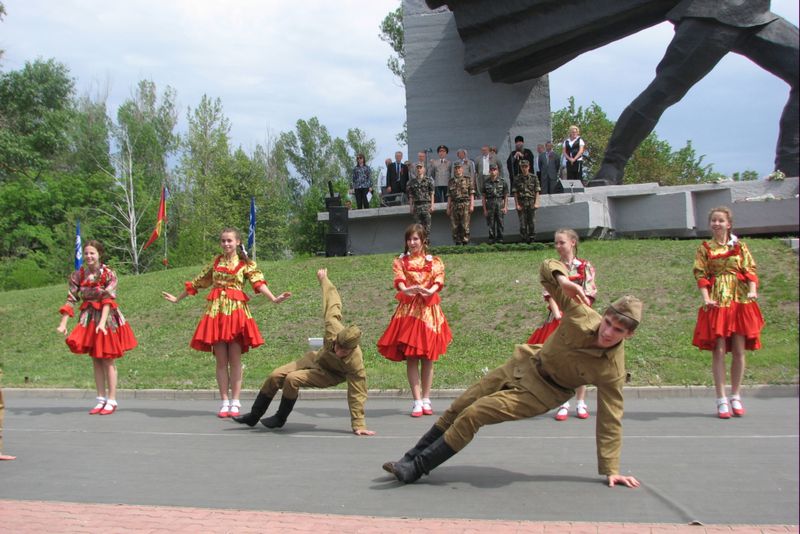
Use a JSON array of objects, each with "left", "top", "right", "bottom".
[{"left": 0, "top": 391, "right": 797, "bottom": 527}]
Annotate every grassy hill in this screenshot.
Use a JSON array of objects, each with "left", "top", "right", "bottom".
[{"left": 1, "top": 238, "right": 797, "bottom": 390}]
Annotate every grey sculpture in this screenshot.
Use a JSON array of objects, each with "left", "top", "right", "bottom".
[{"left": 427, "top": 0, "right": 799, "bottom": 183}]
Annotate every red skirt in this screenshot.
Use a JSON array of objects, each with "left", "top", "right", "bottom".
[
  {"left": 692, "top": 301, "right": 765, "bottom": 351},
  {"left": 527, "top": 319, "right": 560, "bottom": 345},
  {"left": 377, "top": 315, "right": 452, "bottom": 362},
  {"left": 190, "top": 308, "right": 264, "bottom": 353},
  {"left": 66, "top": 321, "right": 138, "bottom": 359}
]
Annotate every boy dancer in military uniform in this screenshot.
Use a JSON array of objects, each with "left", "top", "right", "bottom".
[
  {"left": 383, "top": 258, "right": 642, "bottom": 488},
  {"left": 446, "top": 161, "right": 475, "bottom": 245},
  {"left": 234, "top": 268, "right": 375, "bottom": 436},
  {"left": 481, "top": 162, "right": 508, "bottom": 244},
  {"left": 513, "top": 159, "right": 541, "bottom": 243},
  {"left": 407, "top": 162, "right": 435, "bottom": 239}
]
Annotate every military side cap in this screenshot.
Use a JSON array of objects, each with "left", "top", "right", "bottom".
[
  {"left": 610, "top": 295, "right": 643, "bottom": 324},
  {"left": 519, "top": 159, "right": 530, "bottom": 166},
  {"left": 452, "top": 161, "right": 462, "bottom": 167},
  {"left": 336, "top": 325, "right": 362, "bottom": 349},
  {"left": 437, "top": 144, "right": 449, "bottom": 153},
  {"left": 489, "top": 162, "right": 498, "bottom": 169},
  {"left": 415, "top": 162, "right": 425, "bottom": 168}
]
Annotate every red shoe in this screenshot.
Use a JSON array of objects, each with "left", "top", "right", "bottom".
[
  {"left": 576, "top": 404, "right": 590, "bottom": 420},
  {"left": 411, "top": 404, "right": 423, "bottom": 418},
  {"left": 554, "top": 406, "right": 569, "bottom": 421},
  {"left": 717, "top": 401, "right": 731, "bottom": 419},
  {"left": 218, "top": 404, "right": 230, "bottom": 418},
  {"left": 99, "top": 402, "right": 117, "bottom": 415},
  {"left": 422, "top": 400, "right": 433, "bottom": 416},
  {"left": 730, "top": 398, "right": 745, "bottom": 417},
  {"left": 89, "top": 398, "right": 106, "bottom": 415}
]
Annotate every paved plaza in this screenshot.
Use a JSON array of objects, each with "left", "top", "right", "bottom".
[{"left": 0, "top": 391, "right": 797, "bottom": 532}]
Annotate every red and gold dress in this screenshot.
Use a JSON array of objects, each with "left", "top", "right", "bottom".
[
  {"left": 185, "top": 255, "right": 267, "bottom": 353},
  {"left": 59, "top": 265, "right": 138, "bottom": 359},
  {"left": 528, "top": 257, "right": 596, "bottom": 344},
  {"left": 692, "top": 237, "right": 764, "bottom": 351},
  {"left": 377, "top": 252, "right": 452, "bottom": 361}
]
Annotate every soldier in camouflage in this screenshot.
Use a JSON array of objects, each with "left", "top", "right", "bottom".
[
  {"left": 407, "top": 162, "right": 435, "bottom": 240},
  {"left": 481, "top": 162, "right": 508, "bottom": 244},
  {"left": 513, "top": 159, "right": 541, "bottom": 243},
  {"left": 446, "top": 161, "right": 475, "bottom": 245}
]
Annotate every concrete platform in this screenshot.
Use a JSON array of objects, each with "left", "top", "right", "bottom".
[
  {"left": 319, "top": 178, "right": 800, "bottom": 254},
  {"left": 1, "top": 393, "right": 797, "bottom": 526}
]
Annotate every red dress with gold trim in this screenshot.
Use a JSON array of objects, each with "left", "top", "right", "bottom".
[
  {"left": 527, "top": 257, "right": 597, "bottom": 344},
  {"left": 377, "top": 252, "right": 452, "bottom": 362},
  {"left": 59, "top": 265, "right": 138, "bottom": 359},
  {"left": 185, "top": 255, "right": 266, "bottom": 353},
  {"left": 692, "top": 237, "right": 764, "bottom": 351}
]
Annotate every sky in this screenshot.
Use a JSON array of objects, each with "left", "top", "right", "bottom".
[{"left": 1, "top": 0, "right": 798, "bottom": 179}]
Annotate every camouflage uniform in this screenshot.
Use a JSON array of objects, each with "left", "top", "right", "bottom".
[
  {"left": 407, "top": 174, "right": 435, "bottom": 238},
  {"left": 448, "top": 171, "right": 474, "bottom": 245},
  {"left": 482, "top": 174, "right": 509, "bottom": 243},
  {"left": 513, "top": 171, "right": 541, "bottom": 243}
]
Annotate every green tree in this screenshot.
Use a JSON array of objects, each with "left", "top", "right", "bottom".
[
  {"left": 0, "top": 59, "right": 76, "bottom": 180},
  {"left": 551, "top": 97, "right": 721, "bottom": 185},
  {"left": 379, "top": 4, "right": 407, "bottom": 145},
  {"left": 173, "top": 94, "right": 233, "bottom": 263},
  {"left": 96, "top": 80, "right": 178, "bottom": 273},
  {"left": 277, "top": 118, "right": 377, "bottom": 254}
]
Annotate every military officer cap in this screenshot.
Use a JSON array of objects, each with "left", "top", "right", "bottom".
[
  {"left": 519, "top": 159, "right": 530, "bottom": 167},
  {"left": 609, "top": 295, "right": 643, "bottom": 325},
  {"left": 336, "top": 325, "right": 362, "bottom": 350},
  {"left": 489, "top": 162, "right": 498, "bottom": 169},
  {"left": 437, "top": 144, "right": 449, "bottom": 153},
  {"left": 452, "top": 161, "right": 463, "bottom": 168}
]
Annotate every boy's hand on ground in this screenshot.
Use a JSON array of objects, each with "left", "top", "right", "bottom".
[{"left": 607, "top": 474, "right": 640, "bottom": 488}]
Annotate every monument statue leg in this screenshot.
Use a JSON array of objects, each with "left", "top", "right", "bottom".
[
  {"left": 734, "top": 18, "right": 800, "bottom": 177},
  {"left": 596, "top": 20, "right": 743, "bottom": 184}
]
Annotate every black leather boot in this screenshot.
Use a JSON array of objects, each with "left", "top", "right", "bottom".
[
  {"left": 382, "top": 424, "right": 443, "bottom": 474},
  {"left": 260, "top": 397, "right": 297, "bottom": 429},
  {"left": 232, "top": 393, "right": 272, "bottom": 427},
  {"left": 389, "top": 435, "right": 456, "bottom": 484}
]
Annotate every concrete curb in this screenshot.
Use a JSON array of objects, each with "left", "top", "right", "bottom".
[{"left": 4, "top": 384, "right": 797, "bottom": 400}]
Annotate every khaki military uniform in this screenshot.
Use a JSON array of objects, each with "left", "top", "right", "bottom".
[
  {"left": 259, "top": 277, "right": 368, "bottom": 432},
  {"left": 513, "top": 172, "right": 541, "bottom": 242},
  {"left": 447, "top": 174, "right": 474, "bottom": 245},
  {"left": 482, "top": 176, "right": 508, "bottom": 243},
  {"left": 434, "top": 259, "right": 628, "bottom": 476},
  {"left": 407, "top": 175, "right": 435, "bottom": 238}
]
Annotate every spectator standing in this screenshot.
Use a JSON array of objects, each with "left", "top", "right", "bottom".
[
  {"left": 351, "top": 154, "right": 373, "bottom": 209},
  {"left": 430, "top": 145, "right": 452, "bottom": 204},
  {"left": 506, "top": 135, "right": 535, "bottom": 191}
]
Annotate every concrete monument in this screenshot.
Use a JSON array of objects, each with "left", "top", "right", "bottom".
[{"left": 426, "top": 0, "right": 799, "bottom": 184}]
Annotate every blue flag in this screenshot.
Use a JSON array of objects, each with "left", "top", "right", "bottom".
[
  {"left": 247, "top": 197, "right": 256, "bottom": 251},
  {"left": 74, "top": 219, "right": 83, "bottom": 270}
]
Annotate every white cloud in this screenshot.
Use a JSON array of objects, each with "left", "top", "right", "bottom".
[{"left": 2, "top": 0, "right": 797, "bottom": 177}]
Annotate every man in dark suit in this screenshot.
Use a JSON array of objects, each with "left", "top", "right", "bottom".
[
  {"left": 538, "top": 141, "right": 561, "bottom": 195},
  {"left": 386, "top": 151, "right": 409, "bottom": 194}
]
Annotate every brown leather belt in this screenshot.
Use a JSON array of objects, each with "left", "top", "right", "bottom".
[{"left": 536, "top": 360, "right": 569, "bottom": 391}]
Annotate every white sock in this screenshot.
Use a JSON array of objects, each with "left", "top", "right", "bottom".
[
  {"left": 717, "top": 397, "right": 729, "bottom": 413},
  {"left": 559, "top": 402, "right": 569, "bottom": 410},
  {"left": 413, "top": 400, "right": 423, "bottom": 408},
  {"left": 730, "top": 394, "right": 741, "bottom": 401},
  {"left": 422, "top": 398, "right": 431, "bottom": 405},
  {"left": 230, "top": 399, "right": 241, "bottom": 408},
  {"left": 105, "top": 399, "right": 117, "bottom": 407},
  {"left": 576, "top": 400, "right": 587, "bottom": 408}
]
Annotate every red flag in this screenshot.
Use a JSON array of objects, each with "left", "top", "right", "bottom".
[{"left": 143, "top": 187, "right": 166, "bottom": 250}]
